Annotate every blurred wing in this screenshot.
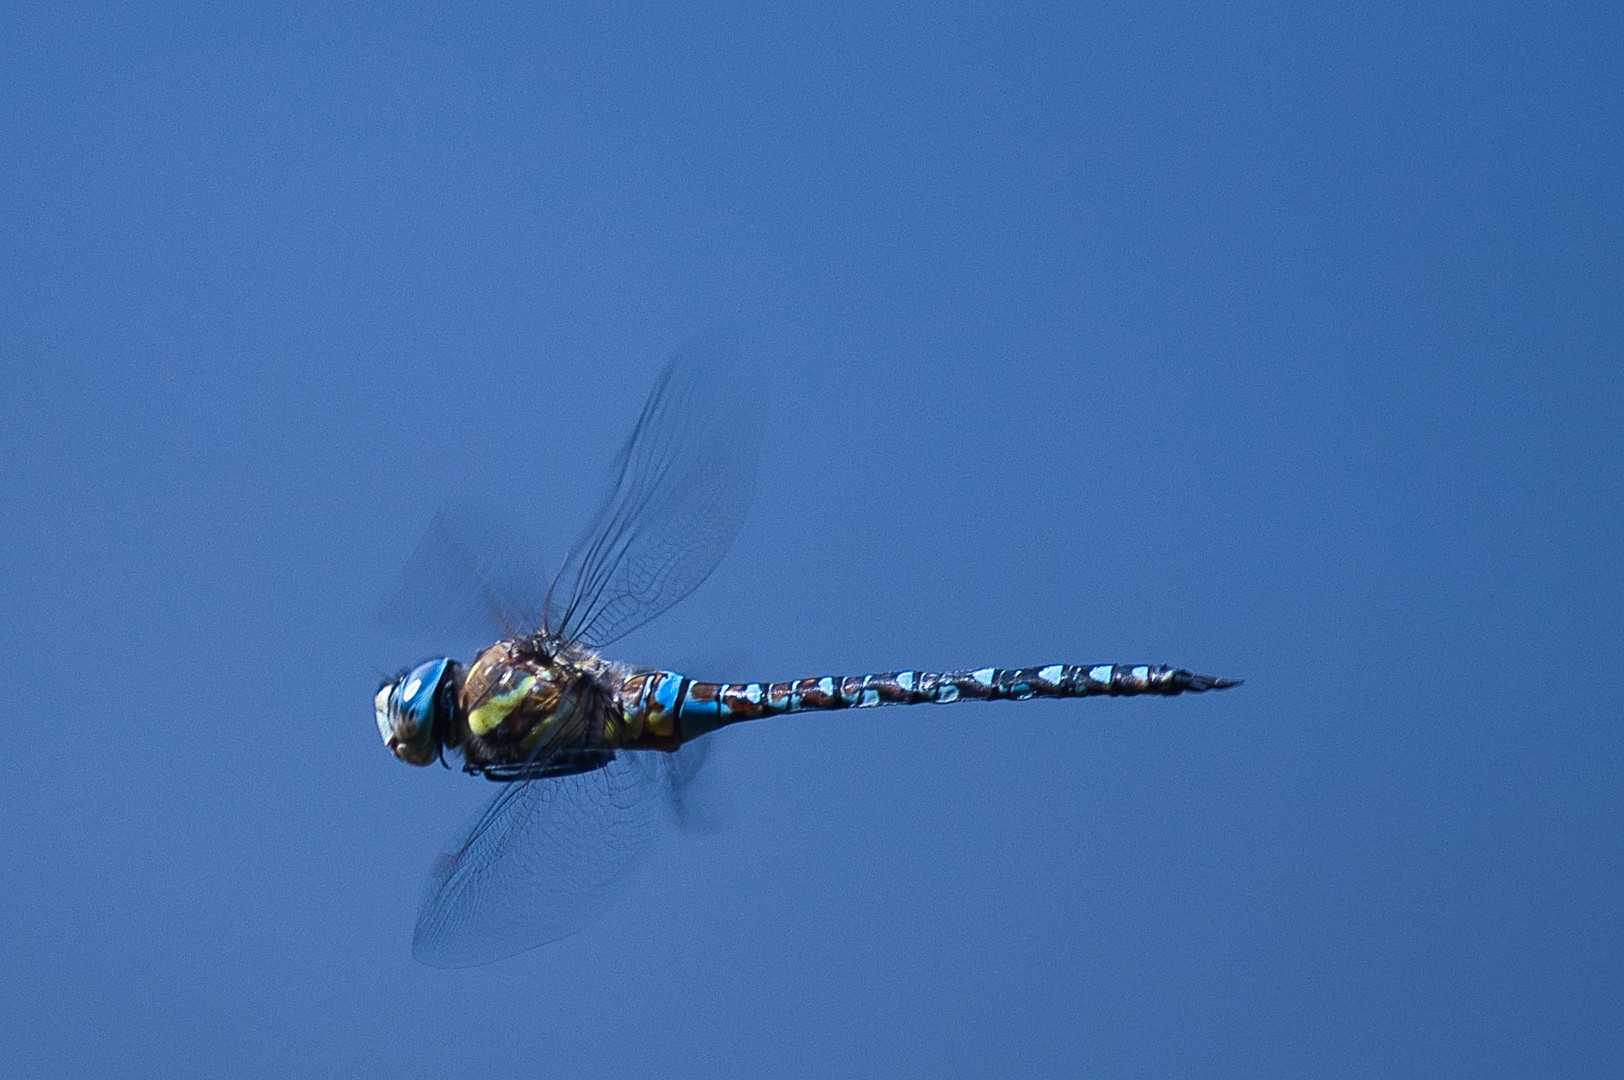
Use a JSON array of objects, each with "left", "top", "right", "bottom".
[
  {"left": 545, "top": 355, "right": 760, "bottom": 648},
  {"left": 377, "top": 507, "right": 553, "bottom": 652},
  {"left": 413, "top": 747, "right": 700, "bottom": 967}
]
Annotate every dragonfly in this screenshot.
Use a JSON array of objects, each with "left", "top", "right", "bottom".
[{"left": 376, "top": 358, "right": 1240, "bottom": 966}]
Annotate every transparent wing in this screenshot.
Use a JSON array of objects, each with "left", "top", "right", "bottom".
[
  {"left": 544, "top": 354, "right": 760, "bottom": 648},
  {"left": 378, "top": 506, "right": 552, "bottom": 649},
  {"left": 377, "top": 507, "right": 553, "bottom": 653},
  {"left": 379, "top": 354, "right": 759, "bottom": 652},
  {"left": 413, "top": 747, "right": 701, "bottom": 967}
]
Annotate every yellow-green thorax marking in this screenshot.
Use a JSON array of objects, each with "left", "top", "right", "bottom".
[{"left": 467, "top": 676, "right": 538, "bottom": 737}]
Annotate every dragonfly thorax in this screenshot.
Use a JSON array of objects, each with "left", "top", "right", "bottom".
[
  {"left": 375, "top": 657, "right": 464, "bottom": 767},
  {"left": 453, "top": 636, "right": 634, "bottom": 773}
]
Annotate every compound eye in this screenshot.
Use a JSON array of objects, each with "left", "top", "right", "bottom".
[{"left": 377, "top": 659, "right": 455, "bottom": 766}]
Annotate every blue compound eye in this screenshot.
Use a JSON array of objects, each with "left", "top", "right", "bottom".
[{"left": 376, "top": 658, "right": 457, "bottom": 766}]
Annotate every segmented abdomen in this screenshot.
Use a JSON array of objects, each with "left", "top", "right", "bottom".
[{"left": 620, "top": 664, "right": 1239, "bottom": 742}]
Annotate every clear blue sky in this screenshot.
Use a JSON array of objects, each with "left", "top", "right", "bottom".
[{"left": 2, "top": 3, "right": 1619, "bottom": 1076}]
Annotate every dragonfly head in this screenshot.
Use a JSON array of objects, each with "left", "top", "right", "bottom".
[{"left": 375, "top": 658, "right": 463, "bottom": 766}]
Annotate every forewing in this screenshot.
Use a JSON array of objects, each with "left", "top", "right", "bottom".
[
  {"left": 545, "top": 354, "right": 760, "bottom": 648},
  {"left": 413, "top": 748, "right": 696, "bottom": 967},
  {"left": 377, "top": 508, "right": 552, "bottom": 652}
]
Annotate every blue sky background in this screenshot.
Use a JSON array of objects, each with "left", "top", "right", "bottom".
[{"left": 2, "top": 3, "right": 1619, "bottom": 1076}]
